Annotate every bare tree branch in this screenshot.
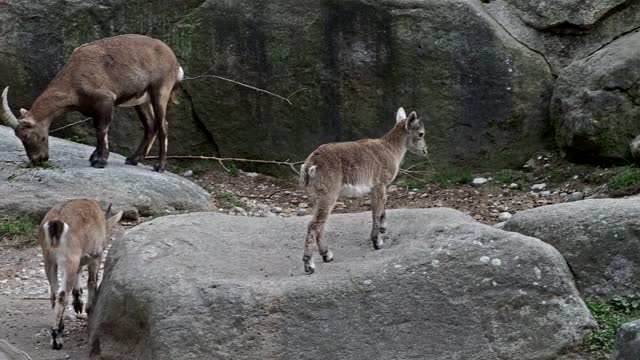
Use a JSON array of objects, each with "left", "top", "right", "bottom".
[
  {"left": 183, "top": 72, "right": 304, "bottom": 106},
  {"left": 146, "top": 155, "right": 303, "bottom": 174},
  {"left": 50, "top": 117, "right": 91, "bottom": 133}
]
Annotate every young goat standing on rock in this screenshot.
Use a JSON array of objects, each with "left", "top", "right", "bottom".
[
  {"left": 39, "top": 199, "right": 122, "bottom": 350},
  {"left": 300, "top": 108, "right": 428, "bottom": 274}
]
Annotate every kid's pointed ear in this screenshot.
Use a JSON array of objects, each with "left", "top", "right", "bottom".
[
  {"left": 405, "top": 111, "right": 418, "bottom": 130},
  {"left": 396, "top": 107, "right": 407, "bottom": 123}
]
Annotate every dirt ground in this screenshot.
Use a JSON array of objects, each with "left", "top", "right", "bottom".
[{"left": 0, "top": 150, "right": 636, "bottom": 359}]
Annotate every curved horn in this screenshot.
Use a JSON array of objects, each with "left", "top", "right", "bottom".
[{"left": 1, "top": 86, "right": 19, "bottom": 129}]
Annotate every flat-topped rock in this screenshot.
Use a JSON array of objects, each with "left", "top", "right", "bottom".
[
  {"left": 504, "top": 198, "right": 640, "bottom": 297},
  {"left": 90, "top": 208, "right": 594, "bottom": 360},
  {"left": 0, "top": 125, "right": 211, "bottom": 219}
]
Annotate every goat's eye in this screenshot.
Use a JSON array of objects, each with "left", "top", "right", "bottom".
[{"left": 418, "top": 132, "right": 424, "bottom": 138}]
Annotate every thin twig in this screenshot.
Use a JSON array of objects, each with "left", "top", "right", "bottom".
[
  {"left": 49, "top": 117, "right": 91, "bottom": 133},
  {"left": 235, "top": 189, "right": 284, "bottom": 200},
  {"left": 183, "top": 74, "right": 300, "bottom": 106},
  {"left": 147, "top": 155, "right": 303, "bottom": 174}
]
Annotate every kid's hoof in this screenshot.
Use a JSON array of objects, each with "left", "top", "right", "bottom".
[
  {"left": 90, "top": 159, "right": 108, "bottom": 168},
  {"left": 321, "top": 250, "right": 334, "bottom": 263},
  {"left": 303, "top": 255, "right": 315, "bottom": 274},
  {"left": 50, "top": 329, "right": 63, "bottom": 350},
  {"left": 73, "top": 299, "right": 83, "bottom": 314},
  {"left": 372, "top": 236, "right": 384, "bottom": 250},
  {"left": 125, "top": 158, "right": 139, "bottom": 166},
  {"left": 153, "top": 164, "right": 165, "bottom": 173},
  {"left": 379, "top": 226, "right": 387, "bottom": 234}
]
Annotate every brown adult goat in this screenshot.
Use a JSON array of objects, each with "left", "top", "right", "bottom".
[
  {"left": 300, "top": 108, "right": 428, "bottom": 274},
  {"left": 1, "top": 34, "right": 183, "bottom": 172},
  {"left": 39, "top": 199, "right": 122, "bottom": 350}
]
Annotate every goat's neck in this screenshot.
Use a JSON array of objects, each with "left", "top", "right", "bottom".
[
  {"left": 381, "top": 121, "right": 408, "bottom": 160},
  {"left": 29, "top": 86, "right": 75, "bottom": 127}
]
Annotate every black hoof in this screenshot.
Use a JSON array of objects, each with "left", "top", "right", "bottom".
[
  {"left": 73, "top": 299, "right": 83, "bottom": 314},
  {"left": 305, "top": 265, "right": 315, "bottom": 275},
  {"left": 379, "top": 227, "right": 387, "bottom": 234},
  {"left": 321, "top": 251, "right": 334, "bottom": 263},
  {"left": 90, "top": 159, "right": 108, "bottom": 168},
  {"left": 372, "top": 237, "right": 383, "bottom": 250},
  {"left": 125, "top": 158, "right": 139, "bottom": 166},
  {"left": 153, "top": 164, "right": 164, "bottom": 173},
  {"left": 51, "top": 329, "right": 63, "bottom": 350}
]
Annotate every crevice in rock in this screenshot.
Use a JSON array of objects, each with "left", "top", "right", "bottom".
[
  {"left": 605, "top": 85, "right": 640, "bottom": 107},
  {"left": 480, "top": 4, "right": 556, "bottom": 77},
  {"left": 181, "top": 86, "right": 221, "bottom": 157},
  {"left": 584, "top": 26, "right": 640, "bottom": 60}
]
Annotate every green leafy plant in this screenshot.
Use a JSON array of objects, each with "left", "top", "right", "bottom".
[
  {"left": 608, "top": 166, "right": 640, "bottom": 190},
  {"left": 584, "top": 293, "right": 640, "bottom": 359},
  {"left": 0, "top": 215, "right": 41, "bottom": 248},
  {"left": 215, "top": 192, "right": 246, "bottom": 209}
]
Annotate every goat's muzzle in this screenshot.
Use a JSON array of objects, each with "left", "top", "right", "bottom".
[{"left": 1, "top": 86, "right": 19, "bottom": 129}]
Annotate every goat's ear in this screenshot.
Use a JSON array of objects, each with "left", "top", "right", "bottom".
[
  {"left": 396, "top": 107, "right": 407, "bottom": 123},
  {"left": 19, "top": 108, "right": 27, "bottom": 117},
  {"left": 405, "top": 111, "right": 418, "bottom": 130},
  {"left": 107, "top": 211, "right": 123, "bottom": 228}
]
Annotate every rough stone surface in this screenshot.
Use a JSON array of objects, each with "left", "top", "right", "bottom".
[
  {"left": 90, "top": 208, "right": 593, "bottom": 360},
  {"left": 0, "top": 340, "right": 31, "bottom": 360},
  {"left": 503, "top": 198, "right": 640, "bottom": 297},
  {"left": 611, "top": 320, "right": 640, "bottom": 360},
  {"left": 551, "top": 30, "right": 640, "bottom": 161},
  {"left": 0, "top": 0, "right": 553, "bottom": 172},
  {"left": 0, "top": 126, "right": 211, "bottom": 218},
  {"left": 502, "top": 0, "right": 627, "bottom": 30}
]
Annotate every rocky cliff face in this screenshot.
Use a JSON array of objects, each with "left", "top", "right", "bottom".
[{"left": 0, "top": 0, "right": 638, "bottom": 169}]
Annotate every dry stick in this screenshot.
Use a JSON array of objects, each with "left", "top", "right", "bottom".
[
  {"left": 235, "top": 189, "right": 285, "bottom": 200},
  {"left": 146, "top": 155, "right": 304, "bottom": 174},
  {"left": 183, "top": 74, "right": 305, "bottom": 106},
  {"left": 49, "top": 117, "right": 92, "bottom": 133}
]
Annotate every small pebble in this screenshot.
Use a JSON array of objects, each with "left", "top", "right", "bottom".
[{"left": 181, "top": 170, "right": 193, "bottom": 177}]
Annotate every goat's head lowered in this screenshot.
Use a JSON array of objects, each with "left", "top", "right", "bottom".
[{"left": 1, "top": 87, "right": 49, "bottom": 163}]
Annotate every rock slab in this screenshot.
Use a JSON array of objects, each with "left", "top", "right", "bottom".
[
  {"left": 0, "top": 340, "right": 31, "bottom": 360},
  {"left": 0, "top": 126, "right": 211, "bottom": 219},
  {"left": 504, "top": 198, "right": 640, "bottom": 297},
  {"left": 90, "top": 209, "right": 593, "bottom": 360},
  {"left": 611, "top": 320, "right": 640, "bottom": 360}
]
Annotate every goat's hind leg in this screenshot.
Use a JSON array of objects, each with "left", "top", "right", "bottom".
[
  {"left": 50, "top": 259, "right": 79, "bottom": 350},
  {"left": 303, "top": 191, "right": 337, "bottom": 274},
  {"left": 85, "top": 257, "right": 100, "bottom": 316},
  {"left": 72, "top": 267, "right": 83, "bottom": 314},
  {"left": 126, "top": 103, "right": 156, "bottom": 166}
]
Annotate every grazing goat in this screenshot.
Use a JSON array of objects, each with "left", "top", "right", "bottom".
[
  {"left": 300, "top": 108, "right": 428, "bottom": 274},
  {"left": 1, "top": 34, "right": 183, "bottom": 172},
  {"left": 39, "top": 199, "right": 122, "bottom": 350}
]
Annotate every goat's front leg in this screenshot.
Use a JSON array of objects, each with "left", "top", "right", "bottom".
[
  {"left": 90, "top": 100, "right": 114, "bottom": 168},
  {"left": 370, "top": 185, "right": 387, "bottom": 250},
  {"left": 50, "top": 258, "right": 79, "bottom": 350},
  {"left": 86, "top": 257, "right": 100, "bottom": 316}
]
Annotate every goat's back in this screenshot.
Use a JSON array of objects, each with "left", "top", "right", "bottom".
[
  {"left": 53, "top": 34, "right": 180, "bottom": 99},
  {"left": 39, "top": 199, "right": 108, "bottom": 253}
]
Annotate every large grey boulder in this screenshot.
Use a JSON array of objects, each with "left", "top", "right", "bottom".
[
  {"left": 551, "top": 31, "right": 640, "bottom": 161},
  {"left": 90, "top": 209, "right": 594, "bottom": 360},
  {"left": 0, "top": 0, "right": 552, "bottom": 172},
  {"left": 503, "top": 198, "right": 640, "bottom": 297},
  {"left": 0, "top": 126, "right": 211, "bottom": 219},
  {"left": 611, "top": 320, "right": 640, "bottom": 360}
]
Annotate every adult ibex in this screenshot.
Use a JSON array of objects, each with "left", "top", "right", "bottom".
[
  {"left": 39, "top": 199, "right": 122, "bottom": 350},
  {"left": 1, "top": 34, "right": 183, "bottom": 172},
  {"left": 300, "top": 108, "right": 429, "bottom": 274}
]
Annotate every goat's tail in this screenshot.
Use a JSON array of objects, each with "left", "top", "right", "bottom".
[
  {"left": 44, "top": 220, "right": 67, "bottom": 248},
  {"left": 299, "top": 163, "right": 318, "bottom": 187},
  {"left": 170, "top": 66, "right": 185, "bottom": 105}
]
